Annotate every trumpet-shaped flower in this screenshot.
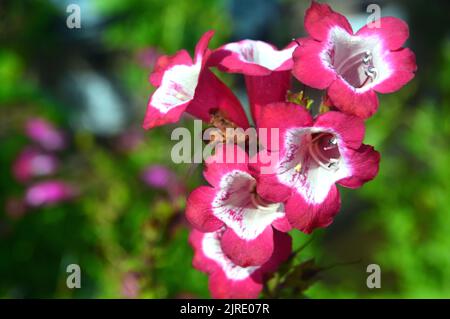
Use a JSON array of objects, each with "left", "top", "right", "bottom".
[
  {"left": 143, "top": 31, "right": 249, "bottom": 129},
  {"left": 254, "top": 102, "right": 380, "bottom": 233},
  {"left": 189, "top": 228, "right": 291, "bottom": 299},
  {"left": 13, "top": 147, "right": 59, "bottom": 183},
  {"left": 293, "top": 1, "right": 416, "bottom": 118},
  {"left": 186, "top": 145, "right": 291, "bottom": 267}
]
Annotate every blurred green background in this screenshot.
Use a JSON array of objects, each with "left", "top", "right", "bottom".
[{"left": 0, "top": 0, "right": 449, "bottom": 298}]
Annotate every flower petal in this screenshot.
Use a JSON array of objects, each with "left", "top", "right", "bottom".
[
  {"left": 186, "top": 69, "right": 250, "bottom": 128},
  {"left": 149, "top": 49, "right": 193, "bottom": 87},
  {"left": 327, "top": 78, "right": 379, "bottom": 119},
  {"left": 142, "top": 99, "right": 189, "bottom": 129},
  {"left": 189, "top": 229, "right": 292, "bottom": 298},
  {"left": 258, "top": 230, "right": 292, "bottom": 273},
  {"left": 220, "top": 226, "right": 274, "bottom": 267},
  {"left": 245, "top": 71, "right": 291, "bottom": 123},
  {"left": 256, "top": 102, "right": 313, "bottom": 152},
  {"left": 186, "top": 186, "right": 224, "bottom": 232},
  {"left": 304, "top": 1, "right": 353, "bottom": 41},
  {"left": 194, "top": 30, "right": 215, "bottom": 64},
  {"left": 292, "top": 38, "right": 336, "bottom": 89},
  {"left": 250, "top": 152, "right": 293, "bottom": 202},
  {"left": 214, "top": 40, "right": 296, "bottom": 75},
  {"left": 285, "top": 184, "right": 341, "bottom": 233},
  {"left": 338, "top": 144, "right": 380, "bottom": 188},
  {"left": 373, "top": 48, "right": 417, "bottom": 94},
  {"left": 357, "top": 17, "right": 409, "bottom": 51},
  {"left": 204, "top": 144, "right": 250, "bottom": 188},
  {"left": 314, "top": 111, "right": 365, "bottom": 149}
]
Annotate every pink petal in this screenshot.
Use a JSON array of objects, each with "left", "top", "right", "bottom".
[
  {"left": 194, "top": 30, "right": 215, "bottom": 64},
  {"left": 189, "top": 229, "right": 292, "bottom": 299},
  {"left": 245, "top": 71, "right": 291, "bottom": 123},
  {"left": 142, "top": 100, "right": 189, "bottom": 130},
  {"left": 256, "top": 102, "right": 313, "bottom": 152},
  {"left": 285, "top": 185, "right": 341, "bottom": 233},
  {"left": 189, "top": 229, "right": 262, "bottom": 298},
  {"left": 356, "top": 17, "right": 409, "bottom": 51},
  {"left": 186, "top": 186, "right": 224, "bottom": 232},
  {"left": 149, "top": 50, "right": 193, "bottom": 87},
  {"left": 258, "top": 230, "right": 292, "bottom": 273},
  {"left": 220, "top": 226, "right": 275, "bottom": 267},
  {"left": 186, "top": 69, "right": 249, "bottom": 128},
  {"left": 208, "top": 269, "right": 262, "bottom": 299},
  {"left": 314, "top": 111, "right": 365, "bottom": 149},
  {"left": 292, "top": 38, "right": 336, "bottom": 89},
  {"left": 250, "top": 152, "right": 293, "bottom": 202},
  {"left": 213, "top": 40, "right": 295, "bottom": 75},
  {"left": 203, "top": 144, "right": 250, "bottom": 188},
  {"left": 338, "top": 144, "right": 380, "bottom": 188},
  {"left": 327, "top": 78, "right": 379, "bottom": 119},
  {"left": 373, "top": 48, "right": 417, "bottom": 94},
  {"left": 304, "top": 1, "right": 353, "bottom": 42},
  {"left": 271, "top": 216, "right": 293, "bottom": 233}
]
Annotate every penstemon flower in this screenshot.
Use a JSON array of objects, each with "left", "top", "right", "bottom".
[
  {"left": 13, "top": 147, "right": 59, "bottom": 183},
  {"left": 189, "top": 227, "right": 291, "bottom": 299},
  {"left": 213, "top": 40, "right": 296, "bottom": 120},
  {"left": 25, "top": 118, "right": 66, "bottom": 151},
  {"left": 25, "top": 180, "right": 76, "bottom": 207},
  {"left": 142, "top": 31, "right": 249, "bottom": 129},
  {"left": 254, "top": 102, "right": 380, "bottom": 233},
  {"left": 293, "top": 1, "right": 417, "bottom": 119},
  {"left": 186, "top": 145, "right": 291, "bottom": 267}
]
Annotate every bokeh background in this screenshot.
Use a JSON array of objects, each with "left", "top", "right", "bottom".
[{"left": 1, "top": 0, "right": 449, "bottom": 298}]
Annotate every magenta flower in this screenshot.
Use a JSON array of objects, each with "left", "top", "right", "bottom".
[
  {"left": 213, "top": 39, "right": 296, "bottom": 120},
  {"left": 293, "top": 1, "right": 417, "bottom": 119},
  {"left": 121, "top": 272, "right": 140, "bottom": 298},
  {"left": 254, "top": 102, "right": 380, "bottom": 233},
  {"left": 143, "top": 31, "right": 249, "bottom": 129},
  {"left": 13, "top": 147, "right": 59, "bottom": 183},
  {"left": 25, "top": 180, "right": 76, "bottom": 207},
  {"left": 189, "top": 228, "right": 291, "bottom": 299},
  {"left": 186, "top": 145, "right": 291, "bottom": 267},
  {"left": 25, "top": 118, "right": 66, "bottom": 151}
]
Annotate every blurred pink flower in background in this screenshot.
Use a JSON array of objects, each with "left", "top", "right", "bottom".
[
  {"left": 141, "top": 165, "right": 185, "bottom": 200},
  {"left": 25, "top": 180, "right": 77, "bottom": 207},
  {"left": 121, "top": 272, "right": 140, "bottom": 298},
  {"left": 25, "top": 118, "right": 66, "bottom": 151},
  {"left": 13, "top": 147, "right": 59, "bottom": 183}
]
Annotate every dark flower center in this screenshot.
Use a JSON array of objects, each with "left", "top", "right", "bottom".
[
  {"left": 250, "top": 186, "right": 279, "bottom": 211},
  {"left": 308, "top": 133, "right": 341, "bottom": 170}
]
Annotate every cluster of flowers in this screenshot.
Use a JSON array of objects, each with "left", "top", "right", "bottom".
[
  {"left": 9, "top": 118, "right": 76, "bottom": 216},
  {"left": 143, "top": 2, "right": 416, "bottom": 298}
]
